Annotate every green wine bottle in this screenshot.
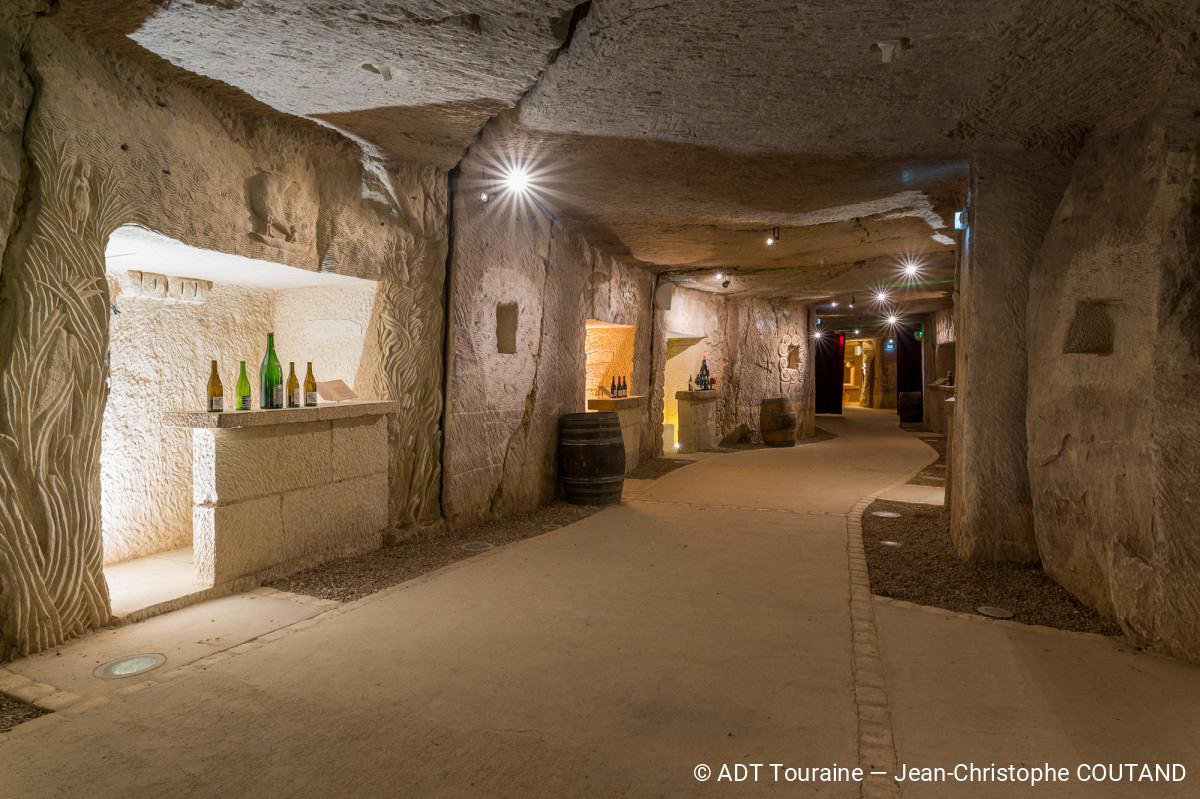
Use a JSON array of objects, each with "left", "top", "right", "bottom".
[
  {"left": 235, "top": 361, "right": 251, "bottom": 410},
  {"left": 259, "top": 332, "right": 283, "bottom": 409},
  {"left": 286, "top": 362, "right": 300, "bottom": 408}
]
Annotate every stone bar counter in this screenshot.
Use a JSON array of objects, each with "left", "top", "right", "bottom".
[
  {"left": 586, "top": 395, "right": 646, "bottom": 473},
  {"left": 675, "top": 389, "right": 723, "bottom": 454},
  {"left": 927, "top": 384, "right": 956, "bottom": 434},
  {"left": 163, "top": 400, "right": 397, "bottom": 587}
]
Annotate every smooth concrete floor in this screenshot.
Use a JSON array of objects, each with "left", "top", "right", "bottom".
[{"left": 3, "top": 406, "right": 1199, "bottom": 797}]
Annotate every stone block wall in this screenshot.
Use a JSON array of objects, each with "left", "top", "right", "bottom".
[{"left": 192, "top": 415, "right": 389, "bottom": 585}]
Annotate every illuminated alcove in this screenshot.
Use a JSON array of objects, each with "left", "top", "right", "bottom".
[{"left": 100, "top": 225, "right": 378, "bottom": 612}]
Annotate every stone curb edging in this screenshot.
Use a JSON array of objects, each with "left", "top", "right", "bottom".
[
  {"left": 846, "top": 440, "right": 941, "bottom": 799},
  {"left": 870, "top": 595, "right": 1126, "bottom": 646}
]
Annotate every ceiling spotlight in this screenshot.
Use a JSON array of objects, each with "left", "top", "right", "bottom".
[
  {"left": 715, "top": 272, "right": 723, "bottom": 281},
  {"left": 849, "top": 296, "right": 856, "bottom": 309},
  {"left": 505, "top": 167, "right": 530, "bottom": 194},
  {"left": 480, "top": 191, "right": 490, "bottom": 204},
  {"left": 904, "top": 263, "right": 918, "bottom": 276},
  {"left": 812, "top": 330, "right": 823, "bottom": 339},
  {"left": 886, "top": 315, "right": 899, "bottom": 325},
  {"left": 831, "top": 297, "right": 840, "bottom": 307},
  {"left": 875, "top": 291, "right": 889, "bottom": 303},
  {"left": 766, "top": 226, "right": 781, "bottom": 247},
  {"left": 854, "top": 328, "right": 860, "bottom": 334}
]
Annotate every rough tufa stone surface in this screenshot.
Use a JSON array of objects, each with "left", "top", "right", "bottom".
[
  {"left": 1027, "top": 95, "right": 1200, "bottom": 663},
  {"left": 950, "top": 149, "right": 1070, "bottom": 563}
]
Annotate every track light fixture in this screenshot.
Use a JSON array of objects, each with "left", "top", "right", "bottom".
[
  {"left": 849, "top": 296, "right": 856, "bottom": 309},
  {"left": 766, "top": 227, "right": 781, "bottom": 247},
  {"left": 831, "top": 297, "right": 840, "bottom": 308}
]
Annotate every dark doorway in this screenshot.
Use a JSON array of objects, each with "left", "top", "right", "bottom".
[
  {"left": 815, "top": 332, "right": 845, "bottom": 414},
  {"left": 895, "top": 325, "right": 923, "bottom": 423}
]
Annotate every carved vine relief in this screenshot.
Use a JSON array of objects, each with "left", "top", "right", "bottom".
[{"left": 0, "top": 102, "right": 447, "bottom": 660}]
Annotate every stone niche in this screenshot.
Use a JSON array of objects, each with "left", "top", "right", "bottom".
[
  {"left": 101, "top": 226, "right": 380, "bottom": 570},
  {"left": 584, "top": 319, "right": 636, "bottom": 399},
  {"left": 0, "top": 17, "right": 447, "bottom": 660}
]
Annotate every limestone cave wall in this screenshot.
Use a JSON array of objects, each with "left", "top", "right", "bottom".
[
  {"left": 0, "top": 16, "right": 446, "bottom": 660},
  {"left": 725, "top": 298, "right": 814, "bottom": 443},
  {"left": 442, "top": 157, "right": 653, "bottom": 528},
  {"left": 1026, "top": 97, "right": 1200, "bottom": 662}
]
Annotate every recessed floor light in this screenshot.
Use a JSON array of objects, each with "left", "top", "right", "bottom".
[
  {"left": 872, "top": 511, "right": 901, "bottom": 518},
  {"left": 880, "top": 540, "right": 902, "bottom": 547},
  {"left": 977, "top": 606, "right": 1014, "bottom": 619},
  {"left": 93, "top": 653, "right": 166, "bottom": 680},
  {"left": 462, "top": 542, "right": 494, "bottom": 552}
]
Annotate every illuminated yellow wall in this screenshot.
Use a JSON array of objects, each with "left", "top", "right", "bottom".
[{"left": 585, "top": 322, "right": 636, "bottom": 399}]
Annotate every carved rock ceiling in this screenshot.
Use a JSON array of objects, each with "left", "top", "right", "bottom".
[{"left": 60, "top": 0, "right": 1198, "bottom": 309}]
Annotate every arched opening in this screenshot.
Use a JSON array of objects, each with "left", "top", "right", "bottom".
[{"left": 100, "top": 225, "right": 379, "bottom": 615}]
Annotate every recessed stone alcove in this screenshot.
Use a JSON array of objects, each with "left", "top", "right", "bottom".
[{"left": 100, "top": 225, "right": 381, "bottom": 612}]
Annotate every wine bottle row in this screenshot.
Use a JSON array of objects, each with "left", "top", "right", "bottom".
[
  {"left": 609, "top": 375, "right": 630, "bottom": 398},
  {"left": 206, "top": 332, "right": 319, "bottom": 412}
]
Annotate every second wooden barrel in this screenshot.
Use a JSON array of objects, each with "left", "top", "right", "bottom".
[
  {"left": 760, "top": 398, "right": 798, "bottom": 447},
  {"left": 897, "top": 391, "right": 923, "bottom": 424},
  {"left": 559, "top": 412, "right": 626, "bottom": 506}
]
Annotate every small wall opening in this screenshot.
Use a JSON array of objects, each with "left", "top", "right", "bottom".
[
  {"left": 496, "top": 302, "right": 519, "bottom": 354},
  {"left": 787, "top": 344, "right": 800, "bottom": 370},
  {"left": 1063, "top": 300, "right": 1115, "bottom": 355},
  {"left": 585, "top": 319, "right": 636, "bottom": 399}
]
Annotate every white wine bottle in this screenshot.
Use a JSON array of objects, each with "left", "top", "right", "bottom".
[
  {"left": 304, "top": 362, "right": 318, "bottom": 406},
  {"left": 207, "top": 360, "right": 224, "bottom": 412},
  {"left": 235, "top": 361, "right": 252, "bottom": 410},
  {"left": 286, "top": 362, "right": 300, "bottom": 408}
]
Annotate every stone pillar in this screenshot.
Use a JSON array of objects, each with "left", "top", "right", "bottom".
[{"left": 949, "top": 150, "right": 1069, "bottom": 562}]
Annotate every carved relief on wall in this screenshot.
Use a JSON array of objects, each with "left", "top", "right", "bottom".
[
  {"left": 0, "top": 130, "right": 130, "bottom": 660},
  {"left": 247, "top": 169, "right": 300, "bottom": 246},
  {"left": 778, "top": 324, "right": 804, "bottom": 383},
  {"left": 0, "top": 22, "right": 449, "bottom": 658},
  {"left": 358, "top": 227, "right": 446, "bottom": 528}
]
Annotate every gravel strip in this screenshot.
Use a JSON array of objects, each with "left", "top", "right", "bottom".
[
  {"left": 265, "top": 502, "right": 603, "bottom": 603},
  {"left": 862, "top": 498, "right": 1121, "bottom": 636},
  {"left": 907, "top": 434, "right": 946, "bottom": 487},
  {"left": 626, "top": 458, "right": 690, "bottom": 480},
  {"left": 0, "top": 692, "right": 49, "bottom": 733}
]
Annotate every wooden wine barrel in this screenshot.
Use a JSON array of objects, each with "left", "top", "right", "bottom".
[
  {"left": 760, "top": 398, "right": 798, "bottom": 447},
  {"left": 897, "top": 391, "right": 923, "bottom": 424},
  {"left": 559, "top": 412, "right": 626, "bottom": 506}
]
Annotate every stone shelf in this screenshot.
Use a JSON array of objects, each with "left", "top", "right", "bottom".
[
  {"left": 586, "top": 395, "right": 647, "bottom": 412},
  {"left": 675, "top": 388, "right": 723, "bottom": 402},
  {"left": 163, "top": 399, "right": 397, "bottom": 429}
]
